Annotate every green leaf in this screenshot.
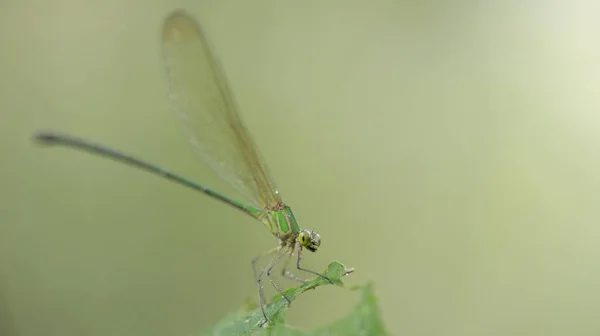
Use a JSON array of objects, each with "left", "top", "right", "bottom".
[{"left": 202, "top": 261, "right": 389, "bottom": 336}]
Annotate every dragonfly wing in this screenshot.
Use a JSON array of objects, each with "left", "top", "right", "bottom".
[{"left": 162, "top": 11, "right": 282, "bottom": 209}]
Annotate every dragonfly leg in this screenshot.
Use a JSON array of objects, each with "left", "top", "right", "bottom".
[
  {"left": 252, "top": 246, "right": 280, "bottom": 326},
  {"left": 281, "top": 247, "right": 306, "bottom": 282},
  {"left": 254, "top": 245, "right": 291, "bottom": 326},
  {"left": 295, "top": 245, "right": 334, "bottom": 284},
  {"left": 265, "top": 245, "right": 292, "bottom": 304}
]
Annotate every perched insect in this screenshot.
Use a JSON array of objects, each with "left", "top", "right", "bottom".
[{"left": 34, "top": 10, "right": 332, "bottom": 326}]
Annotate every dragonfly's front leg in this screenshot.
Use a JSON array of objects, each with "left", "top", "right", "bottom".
[
  {"left": 281, "top": 247, "right": 306, "bottom": 282},
  {"left": 294, "top": 244, "right": 334, "bottom": 284}
]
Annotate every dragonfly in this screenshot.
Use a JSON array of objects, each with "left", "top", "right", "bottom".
[{"left": 34, "top": 10, "right": 332, "bottom": 326}]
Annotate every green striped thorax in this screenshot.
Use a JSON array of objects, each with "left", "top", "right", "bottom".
[{"left": 258, "top": 203, "right": 322, "bottom": 252}]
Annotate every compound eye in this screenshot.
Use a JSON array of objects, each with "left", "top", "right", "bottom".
[
  {"left": 312, "top": 232, "right": 321, "bottom": 246},
  {"left": 298, "top": 230, "right": 311, "bottom": 247}
]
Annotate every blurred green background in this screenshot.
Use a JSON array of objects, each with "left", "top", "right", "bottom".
[{"left": 2, "top": 0, "right": 600, "bottom": 335}]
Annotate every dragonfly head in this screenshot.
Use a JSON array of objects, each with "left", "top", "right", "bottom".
[{"left": 298, "top": 229, "right": 321, "bottom": 252}]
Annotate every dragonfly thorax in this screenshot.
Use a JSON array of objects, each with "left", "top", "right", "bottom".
[{"left": 297, "top": 229, "right": 321, "bottom": 252}]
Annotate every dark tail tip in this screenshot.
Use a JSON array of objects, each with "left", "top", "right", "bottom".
[{"left": 33, "top": 131, "right": 61, "bottom": 145}]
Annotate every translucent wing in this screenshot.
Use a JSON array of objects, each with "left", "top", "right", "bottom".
[{"left": 162, "top": 11, "right": 282, "bottom": 209}]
